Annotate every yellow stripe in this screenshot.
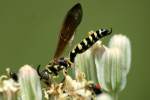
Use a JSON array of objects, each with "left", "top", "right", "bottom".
[
  {"left": 89, "top": 36, "right": 93, "bottom": 42},
  {"left": 98, "top": 30, "right": 102, "bottom": 36},
  {"left": 87, "top": 31, "right": 94, "bottom": 35},
  {"left": 72, "top": 49, "right": 75, "bottom": 53},
  {"left": 93, "top": 32, "right": 98, "bottom": 38},
  {"left": 54, "top": 65, "right": 58, "bottom": 70},
  {"left": 46, "top": 67, "right": 51, "bottom": 73},
  {"left": 83, "top": 39, "right": 87, "bottom": 46},
  {"left": 77, "top": 44, "right": 82, "bottom": 50}
]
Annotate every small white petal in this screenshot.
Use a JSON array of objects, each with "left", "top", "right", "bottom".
[
  {"left": 75, "top": 48, "right": 96, "bottom": 82},
  {"left": 0, "top": 76, "right": 19, "bottom": 99},
  {"left": 63, "top": 74, "right": 77, "bottom": 91},
  {"left": 75, "top": 41, "right": 105, "bottom": 83}
]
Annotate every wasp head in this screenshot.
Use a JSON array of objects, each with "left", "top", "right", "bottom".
[{"left": 37, "top": 65, "right": 52, "bottom": 85}]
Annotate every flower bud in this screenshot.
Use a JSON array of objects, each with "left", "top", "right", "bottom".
[
  {"left": 19, "top": 65, "right": 42, "bottom": 100},
  {"left": 108, "top": 34, "right": 131, "bottom": 74},
  {"left": 95, "top": 34, "right": 131, "bottom": 94}
]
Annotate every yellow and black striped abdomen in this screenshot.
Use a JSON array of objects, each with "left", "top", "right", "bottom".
[{"left": 70, "top": 28, "right": 112, "bottom": 62}]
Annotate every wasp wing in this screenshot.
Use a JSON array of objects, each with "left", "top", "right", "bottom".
[{"left": 54, "top": 3, "right": 82, "bottom": 59}]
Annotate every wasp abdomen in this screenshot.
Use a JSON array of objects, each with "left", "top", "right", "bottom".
[{"left": 70, "top": 28, "right": 112, "bottom": 62}]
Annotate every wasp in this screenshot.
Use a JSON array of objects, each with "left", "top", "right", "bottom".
[
  {"left": 37, "top": 3, "right": 112, "bottom": 86},
  {"left": 37, "top": 3, "right": 82, "bottom": 84}
]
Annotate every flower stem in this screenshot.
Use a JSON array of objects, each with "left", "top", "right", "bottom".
[{"left": 110, "top": 92, "right": 118, "bottom": 100}]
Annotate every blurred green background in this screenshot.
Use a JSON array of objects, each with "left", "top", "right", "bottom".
[{"left": 0, "top": 0, "right": 149, "bottom": 99}]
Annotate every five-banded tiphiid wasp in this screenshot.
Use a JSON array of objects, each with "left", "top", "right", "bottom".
[{"left": 37, "top": 3, "right": 112, "bottom": 93}]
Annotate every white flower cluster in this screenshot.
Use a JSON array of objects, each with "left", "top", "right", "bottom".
[
  {"left": 75, "top": 34, "right": 131, "bottom": 99},
  {"left": 0, "top": 68, "right": 19, "bottom": 100},
  {"left": 44, "top": 69, "right": 96, "bottom": 100},
  {"left": 0, "top": 34, "right": 131, "bottom": 100}
]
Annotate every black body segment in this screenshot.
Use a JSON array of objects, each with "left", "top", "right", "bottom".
[
  {"left": 47, "top": 58, "right": 71, "bottom": 75},
  {"left": 70, "top": 28, "right": 112, "bottom": 62},
  {"left": 10, "top": 72, "right": 18, "bottom": 82}
]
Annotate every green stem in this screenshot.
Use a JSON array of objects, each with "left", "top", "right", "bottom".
[{"left": 110, "top": 92, "right": 118, "bottom": 100}]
